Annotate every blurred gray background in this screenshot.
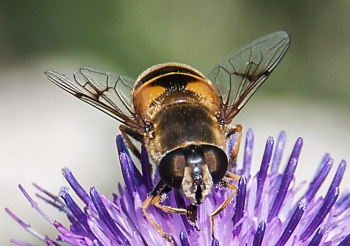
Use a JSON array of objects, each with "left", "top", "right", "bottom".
[{"left": 1, "top": 1, "right": 349, "bottom": 245}]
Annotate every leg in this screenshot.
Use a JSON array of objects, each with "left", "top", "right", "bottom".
[
  {"left": 119, "top": 124, "right": 144, "bottom": 160},
  {"left": 153, "top": 194, "right": 201, "bottom": 231},
  {"left": 210, "top": 171, "right": 240, "bottom": 239},
  {"left": 226, "top": 124, "right": 242, "bottom": 169},
  {"left": 142, "top": 180, "right": 202, "bottom": 245},
  {"left": 141, "top": 180, "right": 177, "bottom": 245}
]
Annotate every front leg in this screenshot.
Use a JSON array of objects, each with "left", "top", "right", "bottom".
[
  {"left": 226, "top": 124, "right": 243, "bottom": 169},
  {"left": 142, "top": 180, "right": 203, "bottom": 245},
  {"left": 141, "top": 180, "right": 183, "bottom": 246}
]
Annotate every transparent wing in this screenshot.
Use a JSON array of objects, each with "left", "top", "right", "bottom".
[
  {"left": 45, "top": 66, "right": 142, "bottom": 130},
  {"left": 206, "top": 31, "right": 290, "bottom": 123}
]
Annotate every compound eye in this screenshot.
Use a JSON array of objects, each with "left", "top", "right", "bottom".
[
  {"left": 202, "top": 145, "right": 228, "bottom": 184},
  {"left": 159, "top": 148, "right": 185, "bottom": 189}
]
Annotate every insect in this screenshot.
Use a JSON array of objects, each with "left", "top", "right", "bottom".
[{"left": 45, "top": 31, "right": 290, "bottom": 245}]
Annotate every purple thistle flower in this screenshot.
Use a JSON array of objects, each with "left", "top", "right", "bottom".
[{"left": 5, "top": 130, "right": 350, "bottom": 245}]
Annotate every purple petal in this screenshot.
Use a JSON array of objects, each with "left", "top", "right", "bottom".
[
  {"left": 140, "top": 144, "right": 153, "bottom": 190},
  {"left": 34, "top": 183, "right": 70, "bottom": 214},
  {"left": 211, "top": 238, "right": 220, "bottom": 246},
  {"left": 173, "top": 190, "right": 193, "bottom": 234},
  {"left": 119, "top": 152, "right": 139, "bottom": 196},
  {"left": 116, "top": 134, "right": 130, "bottom": 154},
  {"left": 334, "top": 192, "right": 350, "bottom": 216},
  {"left": 307, "top": 227, "right": 324, "bottom": 246},
  {"left": 300, "top": 187, "right": 339, "bottom": 241},
  {"left": 252, "top": 221, "right": 266, "bottom": 246},
  {"left": 325, "top": 160, "right": 346, "bottom": 199},
  {"left": 180, "top": 231, "right": 190, "bottom": 246},
  {"left": 62, "top": 168, "right": 91, "bottom": 206},
  {"left": 55, "top": 221, "right": 97, "bottom": 245},
  {"left": 305, "top": 156, "right": 333, "bottom": 202},
  {"left": 256, "top": 137, "right": 273, "bottom": 207},
  {"left": 59, "top": 187, "right": 93, "bottom": 236},
  {"left": 90, "top": 187, "right": 130, "bottom": 245},
  {"left": 5, "top": 207, "right": 49, "bottom": 243},
  {"left": 268, "top": 138, "right": 302, "bottom": 222},
  {"left": 117, "top": 135, "right": 145, "bottom": 189},
  {"left": 339, "top": 234, "right": 350, "bottom": 246},
  {"left": 271, "top": 131, "right": 286, "bottom": 172},
  {"left": 232, "top": 176, "right": 247, "bottom": 236},
  {"left": 242, "top": 128, "right": 254, "bottom": 177},
  {"left": 275, "top": 199, "right": 306, "bottom": 245}
]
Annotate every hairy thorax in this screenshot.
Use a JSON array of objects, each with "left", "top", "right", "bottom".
[{"left": 145, "top": 103, "right": 227, "bottom": 164}]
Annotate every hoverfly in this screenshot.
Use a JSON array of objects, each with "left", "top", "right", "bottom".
[{"left": 45, "top": 31, "right": 290, "bottom": 245}]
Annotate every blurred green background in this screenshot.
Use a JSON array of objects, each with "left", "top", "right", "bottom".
[{"left": 1, "top": 1, "right": 349, "bottom": 245}]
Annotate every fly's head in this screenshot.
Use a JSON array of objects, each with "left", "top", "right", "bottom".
[{"left": 159, "top": 144, "right": 228, "bottom": 205}]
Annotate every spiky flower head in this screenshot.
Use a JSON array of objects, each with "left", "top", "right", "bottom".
[{"left": 6, "top": 130, "right": 350, "bottom": 245}]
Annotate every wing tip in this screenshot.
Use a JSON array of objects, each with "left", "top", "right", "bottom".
[{"left": 44, "top": 70, "right": 62, "bottom": 80}]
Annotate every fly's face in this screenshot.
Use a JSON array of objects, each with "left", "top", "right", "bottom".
[
  {"left": 176, "top": 145, "right": 228, "bottom": 205},
  {"left": 46, "top": 31, "right": 290, "bottom": 245}
]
